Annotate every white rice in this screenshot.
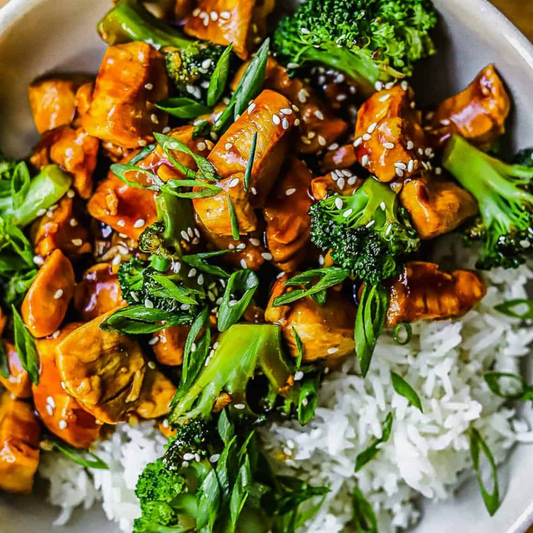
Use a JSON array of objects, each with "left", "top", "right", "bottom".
[{"left": 38, "top": 241, "right": 533, "bottom": 532}]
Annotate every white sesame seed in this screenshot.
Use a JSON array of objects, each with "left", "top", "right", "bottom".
[
  {"left": 148, "top": 361, "right": 156, "bottom": 370},
  {"left": 183, "top": 453, "right": 195, "bottom": 461},
  {"left": 334, "top": 198, "right": 344, "bottom": 210},
  {"left": 287, "top": 62, "right": 300, "bottom": 69},
  {"left": 71, "top": 238, "right": 83, "bottom": 247},
  {"left": 248, "top": 103, "right": 256, "bottom": 114},
  {"left": 343, "top": 209, "right": 353, "bottom": 218},
  {"left": 67, "top": 189, "right": 75, "bottom": 199},
  {"left": 396, "top": 168, "right": 405, "bottom": 178},
  {"left": 234, "top": 403, "right": 246, "bottom": 410},
  {"left": 210, "top": 132, "right": 218, "bottom": 141},
  {"left": 281, "top": 108, "right": 293, "bottom": 115},
  {"left": 440, "top": 118, "right": 451, "bottom": 126},
  {"left": 361, "top": 154, "right": 369, "bottom": 167},
  {"left": 54, "top": 289, "right": 63, "bottom": 299},
  {"left": 281, "top": 118, "right": 290, "bottom": 130},
  {"left": 366, "top": 220, "right": 376, "bottom": 228},
  {"left": 236, "top": 242, "right": 246, "bottom": 250},
  {"left": 375, "top": 81, "right": 384, "bottom": 91},
  {"left": 301, "top": 398, "right": 309, "bottom": 407},
  {"left": 193, "top": 7, "right": 201, "bottom": 16},
  {"left": 362, "top": 133, "right": 372, "bottom": 142},
  {"left": 209, "top": 454, "right": 221, "bottom": 463},
  {"left": 353, "top": 137, "right": 363, "bottom": 148},
  {"left": 418, "top": 148, "right": 425, "bottom": 156},
  {"left": 285, "top": 188, "right": 296, "bottom": 196},
  {"left": 318, "top": 135, "right": 327, "bottom": 147},
  {"left": 301, "top": 28, "right": 310, "bottom": 35},
  {"left": 46, "top": 405, "right": 54, "bottom": 416},
  {"left": 144, "top": 83, "right": 153, "bottom": 91},
  {"left": 294, "top": 118, "right": 301, "bottom": 126},
  {"left": 401, "top": 81, "right": 409, "bottom": 91},
  {"left": 272, "top": 114, "right": 281, "bottom": 125},
  {"left": 162, "top": 419, "right": 169, "bottom": 428},
  {"left": 47, "top": 396, "right": 55, "bottom": 408},
  {"left": 407, "top": 160, "right": 415, "bottom": 173},
  {"left": 197, "top": 274, "right": 204, "bottom": 285},
  {"left": 314, "top": 110, "right": 325, "bottom": 121},
  {"left": 348, "top": 176, "right": 357, "bottom": 185},
  {"left": 251, "top": 187, "right": 257, "bottom": 195},
  {"left": 379, "top": 94, "right": 391, "bottom": 102},
  {"left": 197, "top": 141, "right": 207, "bottom": 151},
  {"left": 33, "top": 255, "right": 44, "bottom": 266},
  {"left": 148, "top": 337, "right": 160, "bottom": 346},
  {"left": 58, "top": 420, "right": 67, "bottom": 430},
  {"left": 229, "top": 178, "right": 240, "bottom": 188},
  {"left": 406, "top": 140, "right": 414, "bottom": 150},
  {"left": 225, "top": 143, "right": 233, "bottom": 150},
  {"left": 220, "top": 11, "right": 231, "bottom": 19},
  {"left": 328, "top": 143, "right": 339, "bottom": 151},
  {"left": 37, "top": 208, "right": 47, "bottom": 217},
  {"left": 435, "top": 167, "right": 442, "bottom": 175},
  {"left": 425, "top": 147, "right": 433, "bottom": 157},
  {"left": 337, "top": 94, "right": 347, "bottom": 102},
  {"left": 188, "top": 268, "right": 197, "bottom": 278},
  {"left": 240, "top": 259, "right": 248, "bottom": 269},
  {"left": 426, "top": 112, "right": 435, "bottom": 121},
  {"left": 367, "top": 122, "right": 378, "bottom": 134},
  {"left": 133, "top": 218, "right": 145, "bottom": 228},
  {"left": 383, "top": 142, "right": 395, "bottom": 150},
  {"left": 249, "top": 238, "right": 260, "bottom": 247},
  {"left": 337, "top": 177, "right": 345, "bottom": 190},
  {"left": 181, "top": 230, "right": 190, "bottom": 242},
  {"left": 145, "top": 299, "right": 154, "bottom": 309},
  {"left": 298, "top": 89, "right": 308, "bottom": 103},
  {"left": 261, "top": 252, "right": 273, "bottom": 260},
  {"left": 182, "top": 461, "right": 190, "bottom": 468},
  {"left": 294, "top": 371, "right": 304, "bottom": 381}
]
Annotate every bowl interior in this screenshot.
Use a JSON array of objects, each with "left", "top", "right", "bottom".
[{"left": 1, "top": 0, "right": 533, "bottom": 532}]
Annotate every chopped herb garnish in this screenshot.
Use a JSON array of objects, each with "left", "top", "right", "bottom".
[
  {"left": 12, "top": 305, "right": 39, "bottom": 385},
  {"left": 355, "top": 412, "right": 393, "bottom": 472},
  {"left": 390, "top": 371, "right": 423, "bottom": 412},
  {"left": 470, "top": 427, "right": 500, "bottom": 516}
]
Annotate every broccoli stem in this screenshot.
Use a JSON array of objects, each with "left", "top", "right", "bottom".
[
  {"left": 170, "top": 324, "right": 294, "bottom": 424},
  {"left": 1, "top": 165, "right": 71, "bottom": 227},
  {"left": 299, "top": 44, "right": 387, "bottom": 91},
  {"left": 98, "top": 0, "right": 192, "bottom": 49},
  {"left": 443, "top": 135, "right": 533, "bottom": 232}
]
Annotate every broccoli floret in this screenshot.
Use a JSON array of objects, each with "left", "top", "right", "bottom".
[
  {"left": 117, "top": 257, "right": 202, "bottom": 315},
  {"left": 274, "top": 0, "right": 437, "bottom": 91},
  {"left": 98, "top": 0, "right": 227, "bottom": 104},
  {"left": 165, "top": 45, "right": 225, "bottom": 103},
  {"left": 443, "top": 135, "right": 533, "bottom": 270},
  {"left": 309, "top": 178, "right": 419, "bottom": 284},
  {"left": 169, "top": 324, "right": 297, "bottom": 427},
  {"left": 133, "top": 458, "right": 196, "bottom": 533},
  {"left": 0, "top": 151, "right": 16, "bottom": 181},
  {"left": 136, "top": 324, "right": 328, "bottom": 532}
]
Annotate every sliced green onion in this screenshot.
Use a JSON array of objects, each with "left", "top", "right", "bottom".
[
  {"left": 392, "top": 322, "right": 412, "bottom": 345},
  {"left": 470, "top": 427, "right": 500, "bottom": 516},
  {"left": 494, "top": 299, "right": 533, "bottom": 319},
  {"left": 390, "top": 371, "right": 423, "bottom": 412},
  {"left": 355, "top": 412, "right": 393, "bottom": 472}
]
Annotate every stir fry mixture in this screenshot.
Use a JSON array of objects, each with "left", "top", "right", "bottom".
[{"left": 2, "top": 0, "right": 533, "bottom": 530}]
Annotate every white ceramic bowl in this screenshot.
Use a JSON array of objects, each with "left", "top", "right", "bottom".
[{"left": 1, "top": 0, "right": 533, "bottom": 532}]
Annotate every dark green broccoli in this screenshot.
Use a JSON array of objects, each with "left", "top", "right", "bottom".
[
  {"left": 309, "top": 178, "right": 420, "bottom": 284},
  {"left": 98, "top": 0, "right": 227, "bottom": 103},
  {"left": 274, "top": 0, "right": 437, "bottom": 92},
  {"left": 135, "top": 324, "right": 327, "bottom": 532},
  {"left": 165, "top": 45, "right": 226, "bottom": 103},
  {"left": 443, "top": 135, "right": 533, "bottom": 270}
]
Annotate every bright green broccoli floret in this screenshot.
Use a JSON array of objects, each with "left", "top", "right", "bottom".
[
  {"left": 274, "top": 0, "right": 437, "bottom": 91},
  {"left": 309, "top": 178, "right": 419, "bottom": 284},
  {"left": 98, "top": 0, "right": 226, "bottom": 103},
  {"left": 443, "top": 135, "right": 533, "bottom": 270},
  {"left": 170, "top": 324, "right": 296, "bottom": 427},
  {"left": 133, "top": 459, "right": 196, "bottom": 533}
]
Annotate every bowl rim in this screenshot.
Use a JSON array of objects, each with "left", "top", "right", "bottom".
[{"left": 2, "top": 0, "right": 533, "bottom": 532}]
